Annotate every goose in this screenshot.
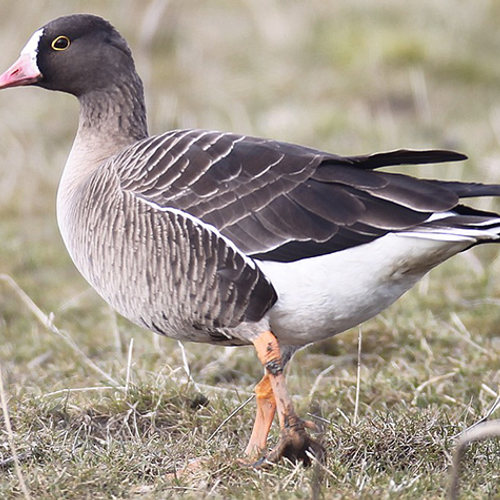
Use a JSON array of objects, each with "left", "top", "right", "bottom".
[{"left": 2, "top": 14, "right": 500, "bottom": 465}]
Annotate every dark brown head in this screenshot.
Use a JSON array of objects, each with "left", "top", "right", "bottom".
[{"left": 0, "top": 14, "right": 138, "bottom": 97}]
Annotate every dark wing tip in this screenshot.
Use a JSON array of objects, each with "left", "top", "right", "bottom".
[
  {"left": 346, "top": 149, "right": 468, "bottom": 170},
  {"left": 406, "top": 149, "right": 468, "bottom": 163}
]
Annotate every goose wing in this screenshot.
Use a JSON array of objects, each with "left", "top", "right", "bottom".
[{"left": 114, "top": 128, "right": 468, "bottom": 262}]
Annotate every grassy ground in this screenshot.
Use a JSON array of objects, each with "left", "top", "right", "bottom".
[{"left": 1, "top": 0, "right": 500, "bottom": 498}]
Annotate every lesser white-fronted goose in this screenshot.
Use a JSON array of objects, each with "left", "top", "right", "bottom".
[{"left": 2, "top": 14, "right": 500, "bottom": 464}]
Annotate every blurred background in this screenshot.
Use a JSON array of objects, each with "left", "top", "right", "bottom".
[
  {"left": 3, "top": 0, "right": 500, "bottom": 214},
  {"left": 3, "top": 0, "right": 500, "bottom": 227},
  {"left": 1, "top": 1, "right": 500, "bottom": 496}
]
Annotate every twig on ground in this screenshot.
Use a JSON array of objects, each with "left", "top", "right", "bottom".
[
  {"left": 0, "top": 274, "right": 120, "bottom": 387},
  {"left": 481, "top": 383, "right": 498, "bottom": 398},
  {"left": 125, "top": 338, "right": 134, "bottom": 394},
  {"left": 0, "top": 369, "right": 32, "bottom": 500},
  {"left": 353, "top": 327, "right": 362, "bottom": 425},
  {"left": 108, "top": 308, "right": 123, "bottom": 355},
  {"left": 308, "top": 406, "right": 326, "bottom": 500},
  {"left": 448, "top": 313, "right": 490, "bottom": 355},
  {"left": 42, "top": 386, "right": 122, "bottom": 398},
  {"left": 177, "top": 340, "right": 200, "bottom": 392},
  {"left": 454, "top": 391, "right": 500, "bottom": 438},
  {"left": 207, "top": 395, "right": 254, "bottom": 443},
  {"left": 449, "top": 420, "right": 500, "bottom": 500},
  {"left": 412, "top": 371, "right": 458, "bottom": 405},
  {"left": 309, "top": 365, "right": 336, "bottom": 400},
  {"left": 54, "top": 287, "right": 95, "bottom": 313}
]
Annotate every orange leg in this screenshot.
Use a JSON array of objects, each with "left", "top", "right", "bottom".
[
  {"left": 244, "top": 373, "right": 276, "bottom": 457},
  {"left": 251, "top": 331, "right": 324, "bottom": 465}
]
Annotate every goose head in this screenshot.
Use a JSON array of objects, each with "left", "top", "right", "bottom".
[{"left": 0, "top": 14, "right": 137, "bottom": 97}]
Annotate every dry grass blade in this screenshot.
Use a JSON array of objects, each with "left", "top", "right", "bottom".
[
  {"left": 42, "top": 386, "right": 120, "bottom": 398},
  {"left": 449, "top": 313, "right": 490, "bottom": 356},
  {"left": 452, "top": 391, "right": 500, "bottom": 438},
  {"left": 177, "top": 340, "right": 200, "bottom": 392},
  {"left": 309, "top": 365, "right": 336, "bottom": 400},
  {"left": 207, "top": 394, "right": 254, "bottom": 443},
  {"left": 449, "top": 420, "right": 500, "bottom": 500},
  {"left": 412, "top": 371, "right": 458, "bottom": 405},
  {"left": 0, "top": 369, "right": 32, "bottom": 500},
  {"left": 125, "top": 338, "right": 134, "bottom": 394},
  {"left": 0, "top": 274, "right": 120, "bottom": 387},
  {"left": 353, "top": 327, "right": 362, "bottom": 425}
]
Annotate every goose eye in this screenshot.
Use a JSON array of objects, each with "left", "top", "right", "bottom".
[{"left": 51, "top": 35, "right": 70, "bottom": 51}]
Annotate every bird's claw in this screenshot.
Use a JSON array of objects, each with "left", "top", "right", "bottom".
[
  {"left": 266, "top": 423, "right": 325, "bottom": 466},
  {"left": 240, "top": 418, "right": 325, "bottom": 468}
]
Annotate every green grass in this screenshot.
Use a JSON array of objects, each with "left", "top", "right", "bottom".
[{"left": 1, "top": 0, "right": 500, "bottom": 498}]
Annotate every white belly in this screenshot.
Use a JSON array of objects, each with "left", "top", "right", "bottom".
[{"left": 258, "top": 232, "right": 471, "bottom": 346}]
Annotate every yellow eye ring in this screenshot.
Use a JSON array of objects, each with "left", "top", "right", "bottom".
[{"left": 51, "top": 35, "right": 71, "bottom": 51}]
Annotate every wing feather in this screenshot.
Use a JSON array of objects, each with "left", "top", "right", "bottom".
[{"left": 111, "top": 129, "right": 475, "bottom": 262}]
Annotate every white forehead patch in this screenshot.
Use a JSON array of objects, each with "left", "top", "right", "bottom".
[{"left": 20, "top": 28, "right": 44, "bottom": 66}]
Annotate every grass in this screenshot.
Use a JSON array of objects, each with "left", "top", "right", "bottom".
[{"left": 1, "top": 0, "right": 500, "bottom": 498}]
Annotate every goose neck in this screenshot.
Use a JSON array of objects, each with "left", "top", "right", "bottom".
[{"left": 77, "top": 77, "right": 149, "bottom": 146}]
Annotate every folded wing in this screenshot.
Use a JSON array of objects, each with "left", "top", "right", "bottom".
[{"left": 114, "top": 129, "right": 484, "bottom": 263}]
